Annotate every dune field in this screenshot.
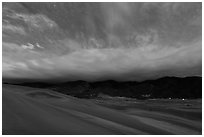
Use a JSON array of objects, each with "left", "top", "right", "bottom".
[{"left": 2, "top": 84, "right": 202, "bottom": 135}]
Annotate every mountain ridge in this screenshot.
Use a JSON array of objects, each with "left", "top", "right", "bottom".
[{"left": 3, "top": 76, "right": 202, "bottom": 99}]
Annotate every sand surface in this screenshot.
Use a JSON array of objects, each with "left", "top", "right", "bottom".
[{"left": 2, "top": 84, "right": 202, "bottom": 135}]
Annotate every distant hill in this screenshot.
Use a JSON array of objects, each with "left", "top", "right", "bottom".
[{"left": 4, "top": 76, "right": 202, "bottom": 99}]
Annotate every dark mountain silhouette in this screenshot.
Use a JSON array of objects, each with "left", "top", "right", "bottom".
[{"left": 5, "top": 76, "right": 202, "bottom": 99}]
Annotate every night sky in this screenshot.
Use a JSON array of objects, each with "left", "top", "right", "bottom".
[{"left": 2, "top": 2, "right": 202, "bottom": 82}]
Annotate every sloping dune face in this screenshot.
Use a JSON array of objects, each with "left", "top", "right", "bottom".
[{"left": 2, "top": 84, "right": 201, "bottom": 135}]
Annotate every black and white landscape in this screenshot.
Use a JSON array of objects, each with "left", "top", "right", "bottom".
[{"left": 2, "top": 2, "right": 202, "bottom": 135}]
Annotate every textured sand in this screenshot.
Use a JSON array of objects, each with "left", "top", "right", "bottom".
[{"left": 2, "top": 84, "right": 202, "bottom": 135}]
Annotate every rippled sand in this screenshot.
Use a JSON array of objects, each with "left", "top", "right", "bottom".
[{"left": 2, "top": 84, "right": 202, "bottom": 135}]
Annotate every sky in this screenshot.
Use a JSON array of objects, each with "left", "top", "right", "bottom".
[{"left": 2, "top": 2, "right": 202, "bottom": 82}]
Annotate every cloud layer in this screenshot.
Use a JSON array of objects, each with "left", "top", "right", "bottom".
[{"left": 2, "top": 2, "right": 202, "bottom": 82}]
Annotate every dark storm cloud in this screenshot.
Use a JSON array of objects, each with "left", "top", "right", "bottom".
[{"left": 2, "top": 2, "right": 202, "bottom": 81}]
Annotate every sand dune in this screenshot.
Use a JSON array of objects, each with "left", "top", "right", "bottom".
[{"left": 2, "top": 84, "right": 202, "bottom": 135}]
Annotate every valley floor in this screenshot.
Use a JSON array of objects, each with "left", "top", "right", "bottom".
[{"left": 2, "top": 84, "right": 202, "bottom": 135}]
